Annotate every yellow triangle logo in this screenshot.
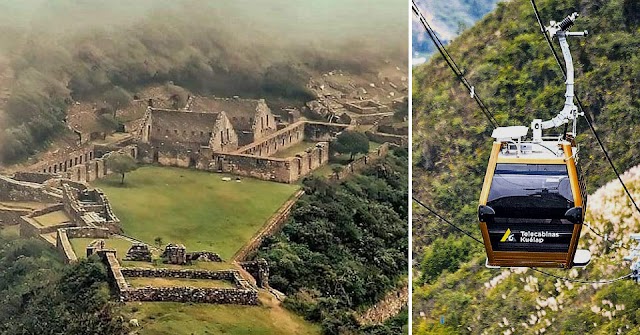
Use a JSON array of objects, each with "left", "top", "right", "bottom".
[{"left": 500, "top": 228, "right": 512, "bottom": 242}]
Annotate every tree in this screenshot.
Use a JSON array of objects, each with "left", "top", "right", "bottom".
[
  {"left": 106, "top": 153, "right": 137, "bottom": 184},
  {"left": 331, "top": 164, "right": 344, "bottom": 178},
  {"left": 154, "top": 237, "right": 163, "bottom": 248},
  {"left": 104, "top": 86, "right": 132, "bottom": 117},
  {"left": 332, "top": 130, "right": 369, "bottom": 160}
]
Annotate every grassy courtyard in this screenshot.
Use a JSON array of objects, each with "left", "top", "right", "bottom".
[
  {"left": 271, "top": 141, "right": 318, "bottom": 158},
  {"left": 93, "top": 166, "right": 299, "bottom": 260},
  {"left": 121, "top": 291, "right": 321, "bottom": 335},
  {"left": 32, "top": 210, "right": 71, "bottom": 227}
]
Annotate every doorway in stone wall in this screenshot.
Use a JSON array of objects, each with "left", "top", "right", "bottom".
[
  {"left": 216, "top": 156, "right": 224, "bottom": 172},
  {"left": 153, "top": 151, "right": 159, "bottom": 163},
  {"left": 189, "top": 157, "right": 197, "bottom": 168}
]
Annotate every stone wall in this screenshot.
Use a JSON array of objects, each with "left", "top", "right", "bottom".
[
  {"left": 0, "top": 208, "right": 31, "bottom": 226},
  {"left": 121, "top": 286, "right": 257, "bottom": 305},
  {"left": 343, "top": 100, "right": 390, "bottom": 114},
  {"left": 29, "top": 144, "right": 96, "bottom": 175},
  {"left": 100, "top": 250, "right": 130, "bottom": 295},
  {"left": 188, "top": 251, "right": 223, "bottom": 262},
  {"left": 30, "top": 203, "right": 65, "bottom": 217},
  {"left": 289, "top": 143, "right": 329, "bottom": 178},
  {"left": 213, "top": 153, "right": 295, "bottom": 183},
  {"left": 377, "top": 124, "right": 408, "bottom": 136},
  {"left": 56, "top": 228, "right": 78, "bottom": 263},
  {"left": 350, "top": 113, "right": 394, "bottom": 126},
  {"left": 235, "top": 122, "right": 306, "bottom": 157},
  {"left": 303, "top": 122, "right": 350, "bottom": 141},
  {"left": 113, "top": 267, "right": 257, "bottom": 305},
  {"left": 121, "top": 268, "right": 239, "bottom": 281},
  {"left": 63, "top": 226, "right": 110, "bottom": 239},
  {"left": 233, "top": 190, "right": 305, "bottom": 261},
  {"left": 0, "top": 175, "right": 61, "bottom": 203},
  {"left": 137, "top": 121, "right": 346, "bottom": 183},
  {"left": 330, "top": 143, "right": 391, "bottom": 181},
  {"left": 212, "top": 142, "right": 329, "bottom": 184},
  {"left": 239, "top": 259, "right": 269, "bottom": 288},
  {"left": 366, "top": 131, "right": 407, "bottom": 146},
  {"left": 27, "top": 144, "right": 137, "bottom": 184},
  {"left": 356, "top": 283, "right": 409, "bottom": 326},
  {"left": 12, "top": 172, "right": 57, "bottom": 184},
  {"left": 62, "top": 184, "right": 121, "bottom": 232}
]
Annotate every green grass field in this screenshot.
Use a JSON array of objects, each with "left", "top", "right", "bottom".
[
  {"left": 121, "top": 292, "right": 321, "bottom": 335},
  {"left": 0, "top": 225, "right": 20, "bottom": 238},
  {"left": 93, "top": 166, "right": 299, "bottom": 260},
  {"left": 32, "top": 210, "right": 71, "bottom": 227}
]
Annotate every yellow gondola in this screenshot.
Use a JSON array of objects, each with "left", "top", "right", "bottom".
[{"left": 478, "top": 13, "right": 591, "bottom": 268}]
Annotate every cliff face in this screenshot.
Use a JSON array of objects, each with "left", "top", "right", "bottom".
[{"left": 413, "top": 0, "right": 640, "bottom": 333}]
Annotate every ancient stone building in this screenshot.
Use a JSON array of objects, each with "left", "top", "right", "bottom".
[
  {"left": 140, "top": 107, "right": 239, "bottom": 154},
  {"left": 187, "top": 96, "right": 277, "bottom": 146},
  {"left": 162, "top": 244, "right": 187, "bottom": 265}
]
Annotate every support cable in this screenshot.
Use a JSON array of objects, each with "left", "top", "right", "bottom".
[
  {"left": 412, "top": 1, "right": 499, "bottom": 128},
  {"left": 530, "top": 0, "right": 640, "bottom": 216}
]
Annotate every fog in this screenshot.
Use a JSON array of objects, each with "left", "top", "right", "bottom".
[{"left": 0, "top": 0, "right": 407, "bottom": 163}]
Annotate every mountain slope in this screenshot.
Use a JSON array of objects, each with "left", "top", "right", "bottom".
[
  {"left": 413, "top": 0, "right": 640, "bottom": 333},
  {"left": 414, "top": 166, "right": 640, "bottom": 334}
]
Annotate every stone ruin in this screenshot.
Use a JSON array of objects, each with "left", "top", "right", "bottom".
[
  {"left": 160, "top": 243, "right": 223, "bottom": 264},
  {"left": 123, "top": 243, "right": 152, "bottom": 262},
  {"left": 161, "top": 243, "right": 187, "bottom": 265},
  {"left": 86, "top": 239, "right": 106, "bottom": 258},
  {"left": 188, "top": 251, "right": 223, "bottom": 263},
  {"left": 240, "top": 258, "right": 270, "bottom": 288}
]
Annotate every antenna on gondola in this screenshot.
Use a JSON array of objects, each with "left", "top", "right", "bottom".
[{"left": 531, "top": 13, "right": 587, "bottom": 143}]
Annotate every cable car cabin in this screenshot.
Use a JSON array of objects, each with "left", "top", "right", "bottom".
[{"left": 478, "top": 135, "right": 590, "bottom": 269}]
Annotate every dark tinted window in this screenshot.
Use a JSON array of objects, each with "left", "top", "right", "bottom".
[{"left": 488, "top": 164, "right": 573, "bottom": 218}]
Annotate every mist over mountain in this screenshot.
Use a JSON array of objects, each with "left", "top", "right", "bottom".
[
  {"left": 412, "top": 0, "right": 500, "bottom": 65},
  {"left": 0, "top": 0, "right": 407, "bottom": 163}
]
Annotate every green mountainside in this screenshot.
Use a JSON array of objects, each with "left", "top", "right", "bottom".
[{"left": 413, "top": 0, "right": 640, "bottom": 333}]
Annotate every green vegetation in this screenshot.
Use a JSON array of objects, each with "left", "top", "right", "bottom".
[
  {"left": 0, "top": 235, "right": 126, "bottom": 334},
  {"left": 93, "top": 166, "right": 299, "bottom": 259},
  {"left": 0, "top": 224, "right": 20, "bottom": 238},
  {"left": 32, "top": 210, "right": 71, "bottom": 227},
  {"left": 257, "top": 149, "right": 408, "bottom": 334},
  {"left": 105, "top": 153, "right": 138, "bottom": 184},
  {"left": 413, "top": 0, "right": 640, "bottom": 333},
  {"left": 120, "top": 293, "right": 322, "bottom": 335},
  {"left": 331, "top": 130, "right": 370, "bottom": 160}
]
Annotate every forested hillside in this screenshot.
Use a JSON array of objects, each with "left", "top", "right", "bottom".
[
  {"left": 0, "top": 232, "right": 125, "bottom": 334},
  {"left": 257, "top": 149, "right": 409, "bottom": 335},
  {"left": 413, "top": 0, "right": 640, "bottom": 333}
]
